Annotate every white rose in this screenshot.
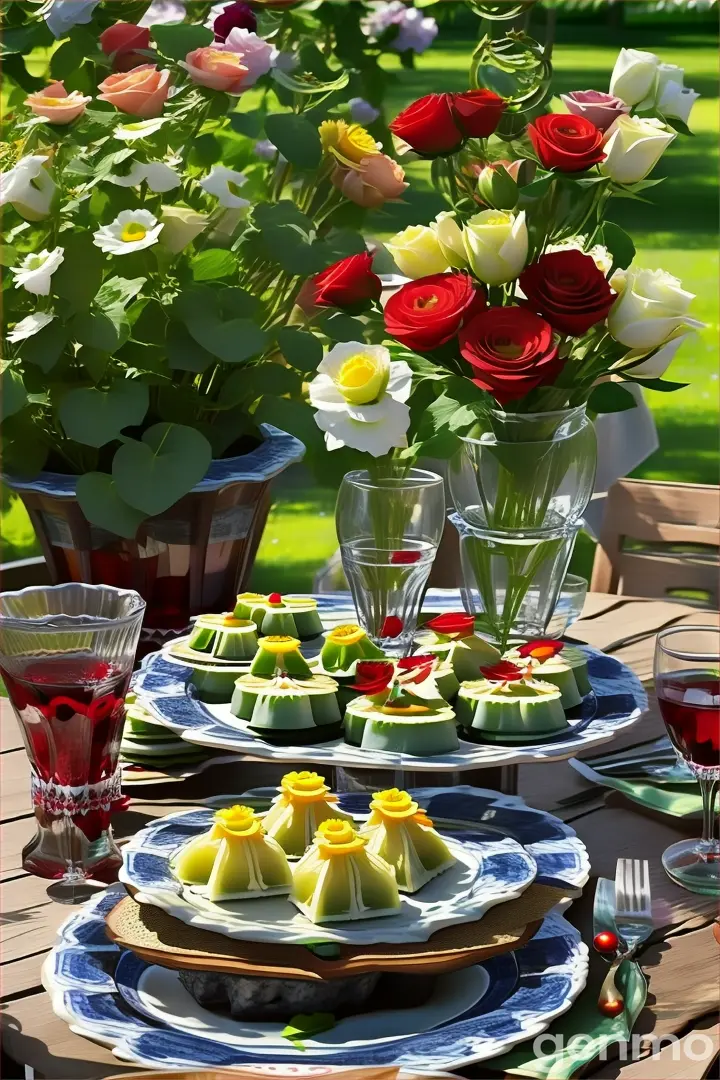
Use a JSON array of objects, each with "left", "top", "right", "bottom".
[
  {"left": 11, "top": 247, "right": 64, "bottom": 295},
  {"left": 609, "top": 47, "right": 659, "bottom": 107},
  {"left": 620, "top": 327, "right": 696, "bottom": 379},
  {"left": 431, "top": 211, "right": 468, "bottom": 269},
  {"left": 658, "top": 80, "right": 700, "bottom": 126},
  {"left": 107, "top": 161, "right": 181, "bottom": 193},
  {"left": 601, "top": 115, "right": 675, "bottom": 185},
  {"left": 607, "top": 267, "right": 703, "bottom": 350},
  {"left": 385, "top": 224, "right": 448, "bottom": 280},
  {"left": 0, "top": 155, "right": 57, "bottom": 220},
  {"left": 463, "top": 209, "right": 528, "bottom": 286}
]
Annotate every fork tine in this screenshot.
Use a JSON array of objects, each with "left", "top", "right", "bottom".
[
  {"left": 641, "top": 860, "right": 651, "bottom": 915},
  {"left": 633, "top": 859, "right": 642, "bottom": 913},
  {"left": 614, "top": 859, "right": 626, "bottom": 912}
]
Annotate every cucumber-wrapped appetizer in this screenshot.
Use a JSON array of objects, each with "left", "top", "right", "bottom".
[
  {"left": 291, "top": 819, "right": 400, "bottom": 923},
  {"left": 231, "top": 674, "right": 342, "bottom": 744},
  {"left": 360, "top": 788, "right": 455, "bottom": 893},
  {"left": 233, "top": 592, "right": 323, "bottom": 641},
  {"left": 262, "top": 770, "right": 354, "bottom": 857},
  {"left": 172, "top": 805, "right": 292, "bottom": 901},
  {"left": 456, "top": 661, "right": 568, "bottom": 742},
  {"left": 415, "top": 612, "right": 501, "bottom": 682},
  {"left": 506, "top": 639, "right": 591, "bottom": 707},
  {"left": 319, "top": 624, "right": 385, "bottom": 674},
  {"left": 249, "top": 635, "right": 313, "bottom": 679},
  {"left": 186, "top": 614, "right": 258, "bottom": 662}
]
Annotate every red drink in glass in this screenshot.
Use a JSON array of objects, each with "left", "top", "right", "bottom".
[{"left": 657, "top": 673, "right": 720, "bottom": 770}]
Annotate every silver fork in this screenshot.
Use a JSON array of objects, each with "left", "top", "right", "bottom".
[{"left": 598, "top": 859, "right": 653, "bottom": 1014}]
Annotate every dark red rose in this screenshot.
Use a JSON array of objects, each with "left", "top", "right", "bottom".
[
  {"left": 528, "top": 113, "right": 605, "bottom": 173},
  {"left": 313, "top": 251, "right": 382, "bottom": 311},
  {"left": 213, "top": 2, "right": 257, "bottom": 40},
  {"left": 516, "top": 639, "right": 565, "bottom": 660},
  {"left": 519, "top": 250, "right": 615, "bottom": 337},
  {"left": 397, "top": 655, "right": 436, "bottom": 684},
  {"left": 480, "top": 661, "right": 524, "bottom": 682},
  {"left": 459, "top": 306, "right": 563, "bottom": 405},
  {"left": 351, "top": 660, "right": 394, "bottom": 695},
  {"left": 99, "top": 22, "right": 151, "bottom": 72},
  {"left": 390, "top": 93, "right": 463, "bottom": 157},
  {"left": 380, "top": 615, "right": 404, "bottom": 639},
  {"left": 384, "top": 273, "right": 486, "bottom": 353},
  {"left": 425, "top": 612, "right": 475, "bottom": 638},
  {"left": 452, "top": 89, "right": 506, "bottom": 138}
]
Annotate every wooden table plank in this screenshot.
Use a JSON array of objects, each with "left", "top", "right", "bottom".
[
  {"left": 0, "top": 701, "right": 23, "bottom": 753},
  {"left": 0, "top": 751, "right": 31, "bottom": 821},
  {"left": 0, "top": 818, "right": 35, "bottom": 882}
]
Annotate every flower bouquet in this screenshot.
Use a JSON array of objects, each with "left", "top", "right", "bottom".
[{"left": 303, "top": 3, "right": 703, "bottom": 647}]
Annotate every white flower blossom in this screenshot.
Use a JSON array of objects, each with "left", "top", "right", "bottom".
[
  {"left": 107, "top": 160, "right": 181, "bottom": 192},
  {"left": 11, "top": 247, "right": 64, "bottom": 295},
  {"left": 139, "top": 0, "right": 185, "bottom": 28},
  {"left": 199, "top": 165, "right": 250, "bottom": 209},
  {"left": 362, "top": 1, "right": 438, "bottom": 55},
  {"left": 0, "top": 155, "right": 57, "bottom": 220},
  {"left": 114, "top": 117, "right": 169, "bottom": 142},
  {"left": 7, "top": 311, "right": 56, "bottom": 343},
  {"left": 93, "top": 209, "right": 163, "bottom": 255}
]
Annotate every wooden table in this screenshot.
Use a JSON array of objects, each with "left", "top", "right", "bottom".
[{"left": 2, "top": 594, "right": 719, "bottom": 1080}]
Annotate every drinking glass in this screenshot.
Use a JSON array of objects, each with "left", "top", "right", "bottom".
[
  {"left": 0, "top": 583, "right": 145, "bottom": 903},
  {"left": 335, "top": 468, "right": 445, "bottom": 653},
  {"left": 546, "top": 574, "right": 589, "bottom": 638},
  {"left": 654, "top": 625, "right": 720, "bottom": 895}
]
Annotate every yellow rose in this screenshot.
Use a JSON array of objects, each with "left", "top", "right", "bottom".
[
  {"left": 462, "top": 209, "right": 528, "bottom": 286},
  {"left": 385, "top": 224, "right": 449, "bottom": 280},
  {"left": 319, "top": 119, "right": 380, "bottom": 166}
]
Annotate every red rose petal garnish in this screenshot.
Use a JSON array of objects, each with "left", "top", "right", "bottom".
[
  {"left": 425, "top": 612, "right": 475, "bottom": 638},
  {"left": 268, "top": 592, "right": 282, "bottom": 604},
  {"left": 45, "top": 696, "right": 89, "bottom": 721},
  {"left": 390, "top": 550, "right": 421, "bottom": 565},
  {"left": 88, "top": 694, "right": 120, "bottom": 722},
  {"left": 517, "top": 639, "right": 564, "bottom": 661},
  {"left": 397, "top": 655, "right": 436, "bottom": 684},
  {"left": 480, "top": 662, "right": 524, "bottom": 682},
  {"left": 350, "top": 660, "right": 394, "bottom": 695},
  {"left": 380, "top": 616, "right": 404, "bottom": 639}
]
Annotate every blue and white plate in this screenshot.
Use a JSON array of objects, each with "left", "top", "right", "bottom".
[
  {"left": 44, "top": 885, "right": 588, "bottom": 1071},
  {"left": 132, "top": 593, "right": 647, "bottom": 772},
  {"left": 120, "top": 804, "right": 537, "bottom": 945}
]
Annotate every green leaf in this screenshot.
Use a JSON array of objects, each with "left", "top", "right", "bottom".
[
  {"left": 264, "top": 113, "right": 322, "bottom": 170},
  {"left": 318, "top": 312, "right": 366, "bottom": 343},
  {"left": 254, "top": 396, "right": 315, "bottom": 450},
  {"left": 95, "top": 276, "right": 147, "bottom": 312},
  {"left": 220, "top": 363, "right": 301, "bottom": 407},
  {"left": 276, "top": 327, "right": 323, "bottom": 374},
  {"left": 59, "top": 380, "right": 149, "bottom": 448},
  {"left": 520, "top": 174, "right": 555, "bottom": 199},
  {"left": 588, "top": 382, "right": 638, "bottom": 414},
  {"left": 188, "top": 316, "right": 268, "bottom": 364},
  {"left": 113, "top": 422, "right": 213, "bottom": 515},
  {"left": 190, "top": 132, "right": 222, "bottom": 167},
  {"left": 229, "top": 111, "right": 264, "bottom": 139},
  {"left": 151, "top": 22, "right": 212, "bottom": 60},
  {"left": 53, "top": 232, "right": 106, "bottom": 312},
  {"left": 166, "top": 322, "right": 215, "bottom": 373},
  {"left": 76, "top": 473, "right": 147, "bottom": 539},
  {"left": 628, "top": 377, "right": 689, "bottom": 392},
  {"left": 218, "top": 287, "right": 259, "bottom": 320},
  {"left": 599, "top": 221, "right": 635, "bottom": 275},
  {"left": 281, "top": 1012, "right": 336, "bottom": 1048},
  {"left": 666, "top": 115, "right": 694, "bottom": 137},
  {"left": 191, "top": 248, "right": 237, "bottom": 282},
  {"left": 50, "top": 39, "right": 83, "bottom": 81},
  {"left": 21, "top": 323, "right": 69, "bottom": 373},
  {"left": 71, "top": 311, "right": 121, "bottom": 353},
  {"left": 1, "top": 369, "right": 27, "bottom": 421},
  {"left": 76, "top": 346, "right": 110, "bottom": 383},
  {"left": 425, "top": 392, "right": 478, "bottom": 435}
]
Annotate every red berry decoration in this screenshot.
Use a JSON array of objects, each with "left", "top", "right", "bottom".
[
  {"left": 268, "top": 592, "right": 282, "bottom": 604},
  {"left": 599, "top": 997, "right": 625, "bottom": 1018},
  {"left": 380, "top": 615, "right": 404, "bottom": 638},
  {"left": 593, "top": 930, "right": 619, "bottom": 954}
]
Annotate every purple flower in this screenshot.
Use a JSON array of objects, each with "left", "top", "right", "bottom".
[
  {"left": 560, "top": 90, "right": 630, "bottom": 133},
  {"left": 210, "top": 1, "right": 257, "bottom": 42}
]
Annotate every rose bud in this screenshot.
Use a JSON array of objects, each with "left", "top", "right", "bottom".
[
  {"left": 390, "top": 93, "right": 464, "bottom": 157},
  {"left": 213, "top": 2, "right": 257, "bottom": 42},
  {"left": 313, "top": 251, "right": 382, "bottom": 312},
  {"left": 451, "top": 89, "right": 506, "bottom": 138},
  {"left": 97, "top": 64, "right": 172, "bottom": 118},
  {"left": 476, "top": 163, "right": 519, "bottom": 210},
  {"left": 99, "top": 22, "right": 152, "bottom": 73}
]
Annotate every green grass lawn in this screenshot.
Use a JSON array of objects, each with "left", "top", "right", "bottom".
[{"left": 3, "top": 19, "right": 718, "bottom": 591}]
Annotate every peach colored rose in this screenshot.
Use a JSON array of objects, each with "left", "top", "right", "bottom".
[
  {"left": 180, "top": 47, "right": 249, "bottom": 95},
  {"left": 332, "top": 154, "right": 407, "bottom": 209},
  {"left": 98, "top": 64, "right": 171, "bottom": 119},
  {"left": 25, "top": 81, "right": 91, "bottom": 125}
]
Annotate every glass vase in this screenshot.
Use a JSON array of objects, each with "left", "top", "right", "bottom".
[
  {"left": 0, "top": 583, "right": 145, "bottom": 902},
  {"left": 449, "top": 406, "right": 596, "bottom": 648},
  {"left": 335, "top": 468, "right": 445, "bottom": 654}
]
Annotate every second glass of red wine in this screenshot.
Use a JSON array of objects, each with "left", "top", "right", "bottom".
[
  {"left": 0, "top": 583, "right": 145, "bottom": 903},
  {"left": 655, "top": 624, "right": 720, "bottom": 896}
]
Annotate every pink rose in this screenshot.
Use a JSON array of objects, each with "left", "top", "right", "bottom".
[
  {"left": 561, "top": 90, "right": 630, "bottom": 133},
  {"left": 25, "top": 81, "right": 91, "bottom": 125},
  {"left": 332, "top": 154, "right": 408, "bottom": 209},
  {"left": 218, "top": 28, "right": 277, "bottom": 86},
  {"left": 180, "top": 46, "right": 249, "bottom": 94},
  {"left": 98, "top": 64, "right": 171, "bottom": 118}
]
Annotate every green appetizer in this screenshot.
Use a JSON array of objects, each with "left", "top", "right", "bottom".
[
  {"left": 173, "top": 805, "right": 292, "bottom": 902},
  {"left": 456, "top": 662, "right": 568, "bottom": 742},
  {"left": 187, "top": 613, "right": 258, "bottom": 662},
  {"left": 319, "top": 623, "right": 385, "bottom": 673},
  {"left": 165, "top": 645, "right": 253, "bottom": 704},
  {"left": 233, "top": 592, "right": 323, "bottom": 641},
  {"left": 291, "top": 818, "right": 400, "bottom": 923},
  {"left": 415, "top": 612, "right": 502, "bottom": 681},
  {"left": 262, "top": 770, "right": 354, "bottom": 857},
  {"left": 505, "top": 639, "right": 591, "bottom": 709},
  {"left": 249, "top": 635, "right": 313, "bottom": 679},
  {"left": 360, "top": 788, "right": 455, "bottom": 893},
  {"left": 231, "top": 675, "right": 341, "bottom": 744}
]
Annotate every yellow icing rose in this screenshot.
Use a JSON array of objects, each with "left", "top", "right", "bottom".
[
  {"left": 214, "top": 805, "right": 263, "bottom": 838},
  {"left": 281, "top": 770, "right": 336, "bottom": 803},
  {"left": 327, "top": 623, "right": 366, "bottom": 646},
  {"left": 316, "top": 818, "right": 365, "bottom": 855},
  {"left": 259, "top": 635, "right": 301, "bottom": 655}
]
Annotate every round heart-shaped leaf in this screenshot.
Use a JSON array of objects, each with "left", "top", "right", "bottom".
[
  {"left": 112, "top": 422, "right": 212, "bottom": 515},
  {"left": 59, "top": 380, "right": 149, "bottom": 448},
  {"left": 76, "top": 473, "right": 147, "bottom": 539}
]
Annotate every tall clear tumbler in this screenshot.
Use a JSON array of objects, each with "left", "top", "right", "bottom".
[
  {"left": 0, "top": 583, "right": 145, "bottom": 902},
  {"left": 335, "top": 468, "right": 445, "bottom": 654}
]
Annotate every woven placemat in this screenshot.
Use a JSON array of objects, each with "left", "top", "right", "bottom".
[{"left": 106, "top": 881, "right": 575, "bottom": 980}]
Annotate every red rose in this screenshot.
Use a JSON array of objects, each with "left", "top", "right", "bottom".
[
  {"left": 313, "top": 251, "right": 382, "bottom": 311},
  {"left": 528, "top": 113, "right": 605, "bottom": 173},
  {"left": 397, "top": 655, "right": 436, "bottom": 684},
  {"left": 519, "top": 250, "right": 615, "bottom": 336},
  {"left": 459, "top": 306, "right": 563, "bottom": 405},
  {"left": 425, "top": 612, "right": 475, "bottom": 638},
  {"left": 213, "top": 2, "right": 257, "bottom": 41},
  {"left": 384, "top": 273, "right": 486, "bottom": 353},
  {"left": 480, "top": 661, "right": 524, "bottom": 682},
  {"left": 351, "top": 660, "right": 394, "bottom": 695},
  {"left": 99, "top": 22, "right": 151, "bottom": 72},
  {"left": 390, "top": 93, "right": 463, "bottom": 157},
  {"left": 452, "top": 89, "right": 506, "bottom": 138}
]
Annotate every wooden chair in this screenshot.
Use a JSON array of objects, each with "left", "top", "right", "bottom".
[{"left": 590, "top": 479, "right": 720, "bottom": 606}]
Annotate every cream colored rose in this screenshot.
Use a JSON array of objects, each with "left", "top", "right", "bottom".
[
  {"left": 619, "top": 328, "right": 696, "bottom": 379},
  {"left": 609, "top": 47, "right": 659, "bottom": 107},
  {"left": 607, "top": 267, "right": 702, "bottom": 350},
  {"left": 654, "top": 64, "right": 700, "bottom": 125},
  {"left": 432, "top": 211, "right": 468, "bottom": 269},
  {"left": 601, "top": 115, "right": 675, "bottom": 185},
  {"left": 385, "top": 224, "right": 448, "bottom": 280},
  {"left": 462, "top": 209, "right": 528, "bottom": 286},
  {"left": 160, "top": 206, "right": 209, "bottom": 253}
]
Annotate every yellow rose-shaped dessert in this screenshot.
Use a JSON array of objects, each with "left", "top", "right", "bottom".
[
  {"left": 291, "top": 819, "right": 400, "bottom": 923},
  {"left": 386, "top": 224, "right": 449, "bottom": 279},
  {"left": 203, "top": 805, "right": 292, "bottom": 902},
  {"left": 319, "top": 119, "right": 380, "bottom": 166},
  {"left": 262, "top": 770, "right": 354, "bottom": 856},
  {"left": 360, "top": 789, "right": 455, "bottom": 893}
]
